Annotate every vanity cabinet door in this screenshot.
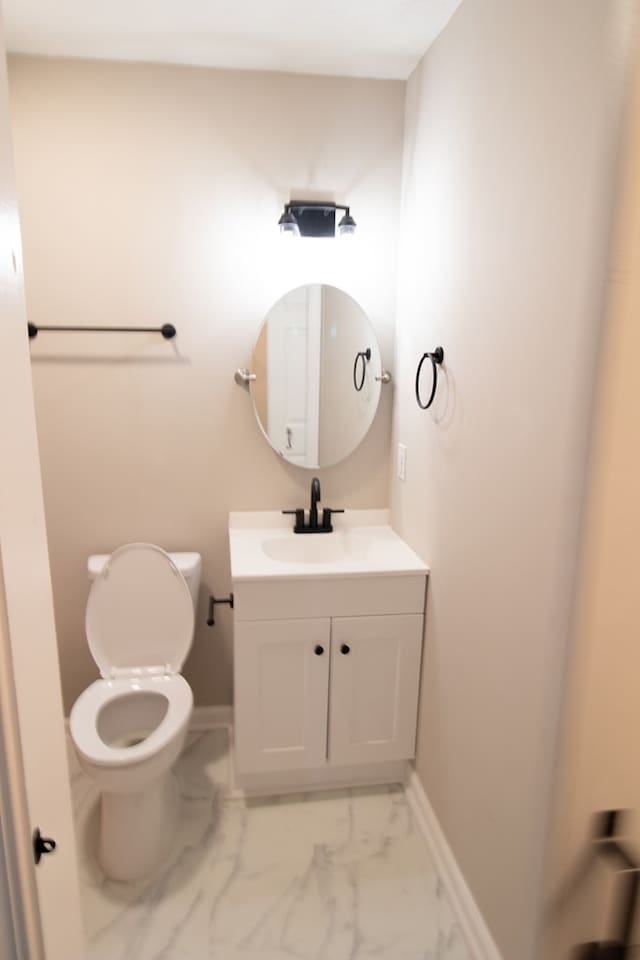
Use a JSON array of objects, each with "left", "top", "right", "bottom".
[
  {"left": 328, "top": 614, "right": 423, "bottom": 765},
  {"left": 234, "top": 618, "right": 330, "bottom": 773}
]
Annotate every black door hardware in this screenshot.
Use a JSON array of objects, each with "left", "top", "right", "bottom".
[
  {"left": 206, "top": 593, "right": 234, "bottom": 626},
  {"left": 573, "top": 810, "right": 640, "bottom": 958},
  {"left": 341, "top": 644, "right": 351, "bottom": 655},
  {"left": 314, "top": 645, "right": 324, "bottom": 656},
  {"left": 415, "top": 346, "right": 444, "bottom": 410},
  {"left": 33, "top": 828, "right": 56, "bottom": 865},
  {"left": 353, "top": 348, "right": 371, "bottom": 392}
]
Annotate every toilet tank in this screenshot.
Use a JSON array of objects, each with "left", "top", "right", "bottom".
[{"left": 88, "top": 550, "right": 202, "bottom": 613}]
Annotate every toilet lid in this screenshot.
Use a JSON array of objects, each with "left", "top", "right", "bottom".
[{"left": 86, "top": 543, "right": 195, "bottom": 679}]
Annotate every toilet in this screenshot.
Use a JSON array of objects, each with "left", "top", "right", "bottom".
[{"left": 69, "top": 542, "right": 201, "bottom": 882}]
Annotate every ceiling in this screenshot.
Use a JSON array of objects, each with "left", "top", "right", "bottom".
[{"left": 3, "top": 0, "right": 463, "bottom": 80}]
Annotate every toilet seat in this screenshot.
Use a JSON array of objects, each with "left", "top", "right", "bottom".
[
  {"left": 70, "top": 674, "right": 193, "bottom": 767},
  {"left": 86, "top": 542, "right": 195, "bottom": 679}
]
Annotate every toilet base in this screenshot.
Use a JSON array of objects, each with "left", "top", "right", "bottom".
[{"left": 98, "top": 770, "right": 180, "bottom": 881}]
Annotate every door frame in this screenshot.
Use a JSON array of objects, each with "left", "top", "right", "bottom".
[
  {"left": 0, "top": 551, "right": 45, "bottom": 960},
  {"left": 0, "top": 15, "right": 84, "bottom": 958}
]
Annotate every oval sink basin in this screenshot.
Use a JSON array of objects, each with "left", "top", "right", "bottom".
[
  {"left": 262, "top": 533, "right": 369, "bottom": 565},
  {"left": 229, "top": 510, "right": 429, "bottom": 580}
]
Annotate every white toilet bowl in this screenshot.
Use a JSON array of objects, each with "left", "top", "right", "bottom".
[{"left": 69, "top": 543, "right": 201, "bottom": 882}]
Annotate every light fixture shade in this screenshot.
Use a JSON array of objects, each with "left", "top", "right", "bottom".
[
  {"left": 278, "top": 209, "right": 300, "bottom": 237},
  {"left": 338, "top": 212, "right": 357, "bottom": 236},
  {"left": 278, "top": 201, "right": 355, "bottom": 238}
]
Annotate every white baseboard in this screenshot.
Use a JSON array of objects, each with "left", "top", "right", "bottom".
[
  {"left": 232, "top": 759, "right": 409, "bottom": 799},
  {"left": 190, "top": 705, "right": 233, "bottom": 731},
  {"left": 404, "top": 768, "right": 503, "bottom": 960}
]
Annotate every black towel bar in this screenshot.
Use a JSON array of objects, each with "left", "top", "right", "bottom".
[{"left": 28, "top": 322, "right": 177, "bottom": 340}]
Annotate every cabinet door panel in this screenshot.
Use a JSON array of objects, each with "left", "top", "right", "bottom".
[
  {"left": 329, "top": 614, "right": 423, "bottom": 765},
  {"left": 234, "top": 618, "right": 330, "bottom": 773}
]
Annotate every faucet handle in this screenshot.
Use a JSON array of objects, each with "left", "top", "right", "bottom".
[
  {"left": 283, "top": 508, "right": 305, "bottom": 531},
  {"left": 321, "top": 507, "right": 345, "bottom": 531}
]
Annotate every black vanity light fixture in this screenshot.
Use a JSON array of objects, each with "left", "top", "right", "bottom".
[{"left": 278, "top": 200, "right": 357, "bottom": 238}]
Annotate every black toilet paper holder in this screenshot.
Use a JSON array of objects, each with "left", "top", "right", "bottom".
[{"left": 206, "top": 593, "right": 234, "bottom": 626}]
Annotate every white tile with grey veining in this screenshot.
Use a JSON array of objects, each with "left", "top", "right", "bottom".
[{"left": 69, "top": 727, "right": 471, "bottom": 960}]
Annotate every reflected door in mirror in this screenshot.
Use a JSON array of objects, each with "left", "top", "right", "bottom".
[
  {"left": 251, "top": 285, "right": 382, "bottom": 469},
  {"left": 257, "top": 285, "right": 321, "bottom": 466}
]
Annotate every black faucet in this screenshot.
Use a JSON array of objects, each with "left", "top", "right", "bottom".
[
  {"left": 283, "top": 477, "right": 344, "bottom": 534},
  {"left": 309, "top": 477, "right": 321, "bottom": 529}
]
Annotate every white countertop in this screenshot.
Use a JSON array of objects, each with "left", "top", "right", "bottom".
[{"left": 229, "top": 509, "right": 429, "bottom": 581}]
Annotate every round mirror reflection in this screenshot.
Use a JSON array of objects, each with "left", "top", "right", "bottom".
[{"left": 251, "top": 284, "right": 382, "bottom": 468}]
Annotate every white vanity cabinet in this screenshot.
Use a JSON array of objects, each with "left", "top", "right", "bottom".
[
  {"left": 234, "top": 617, "right": 331, "bottom": 773},
  {"left": 234, "top": 613, "right": 424, "bottom": 776},
  {"left": 229, "top": 510, "right": 429, "bottom": 795},
  {"left": 328, "top": 614, "right": 423, "bottom": 765}
]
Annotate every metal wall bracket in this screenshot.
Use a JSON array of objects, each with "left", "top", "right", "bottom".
[{"left": 234, "top": 368, "right": 257, "bottom": 388}]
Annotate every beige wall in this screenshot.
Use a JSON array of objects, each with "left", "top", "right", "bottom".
[
  {"left": 543, "top": 23, "right": 640, "bottom": 958},
  {"left": 390, "top": 1, "right": 628, "bottom": 957},
  {"left": 7, "top": 56, "right": 404, "bottom": 712}
]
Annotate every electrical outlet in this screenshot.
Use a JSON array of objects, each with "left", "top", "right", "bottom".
[{"left": 397, "top": 443, "right": 407, "bottom": 481}]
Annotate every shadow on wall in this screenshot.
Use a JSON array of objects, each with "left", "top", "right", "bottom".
[{"left": 28, "top": 331, "right": 191, "bottom": 366}]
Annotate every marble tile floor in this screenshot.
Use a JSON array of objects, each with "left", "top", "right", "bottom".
[{"left": 67, "top": 728, "right": 472, "bottom": 960}]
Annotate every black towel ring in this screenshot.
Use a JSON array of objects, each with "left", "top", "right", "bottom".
[
  {"left": 415, "top": 347, "right": 444, "bottom": 410},
  {"left": 353, "top": 348, "right": 371, "bottom": 392}
]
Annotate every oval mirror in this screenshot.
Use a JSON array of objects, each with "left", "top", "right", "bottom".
[{"left": 251, "top": 284, "right": 383, "bottom": 468}]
